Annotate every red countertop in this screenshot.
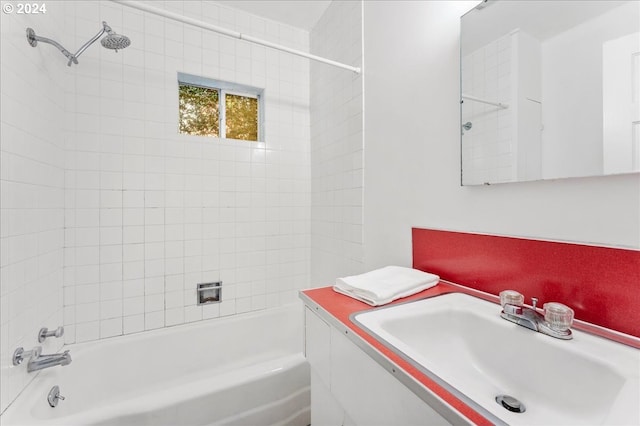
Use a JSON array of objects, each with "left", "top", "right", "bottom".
[{"left": 300, "top": 282, "right": 640, "bottom": 426}]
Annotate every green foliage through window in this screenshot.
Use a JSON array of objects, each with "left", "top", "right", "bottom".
[
  {"left": 179, "top": 84, "right": 219, "bottom": 137},
  {"left": 178, "top": 81, "right": 260, "bottom": 142},
  {"left": 226, "top": 94, "right": 258, "bottom": 141}
]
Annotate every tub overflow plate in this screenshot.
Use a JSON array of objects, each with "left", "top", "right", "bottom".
[{"left": 47, "top": 385, "right": 65, "bottom": 408}]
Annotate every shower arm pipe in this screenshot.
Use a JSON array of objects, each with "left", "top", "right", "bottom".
[
  {"left": 461, "top": 93, "right": 509, "bottom": 109},
  {"left": 70, "top": 24, "right": 108, "bottom": 66},
  {"left": 27, "top": 30, "right": 78, "bottom": 65},
  {"left": 110, "top": 0, "right": 361, "bottom": 74}
]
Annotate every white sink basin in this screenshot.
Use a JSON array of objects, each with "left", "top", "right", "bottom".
[{"left": 353, "top": 292, "right": 640, "bottom": 425}]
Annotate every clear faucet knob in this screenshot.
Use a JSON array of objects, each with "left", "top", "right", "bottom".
[
  {"left": 500, "top": 290, "right": 524, "bottom": 307},
  {"left": 544, "top": 302, "right": 574, "bottom": 331}
]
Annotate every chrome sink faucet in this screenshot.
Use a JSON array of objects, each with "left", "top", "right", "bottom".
[
  {"left": 13, "top": 346, "right": 72, "bottom": 372},
  {"left": 499, "top": 290, "right": 574, "bottom": 340}
]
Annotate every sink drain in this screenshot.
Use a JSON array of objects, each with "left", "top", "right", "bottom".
[{"left": 495, "top": 394, "right": 526, "bottom": 413}]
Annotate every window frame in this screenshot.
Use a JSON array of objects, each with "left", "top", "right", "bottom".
[{"left": 178, "top": 72, "right": 264, "bottom": 142}]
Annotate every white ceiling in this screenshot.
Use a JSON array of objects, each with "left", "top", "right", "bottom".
[
  {"left": 216, "top": 0, "right": 332, "bottom": 31},
  {"left": 462, "top": 1, "right": 628, "bottom": 53}
]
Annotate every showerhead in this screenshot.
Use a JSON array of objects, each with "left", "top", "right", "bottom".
[
  {"left": 101, "top": 33, "right": 131, "bottom": 51},
  {"left": 100, "top": 21, "right": 130, "bottom": 52}
]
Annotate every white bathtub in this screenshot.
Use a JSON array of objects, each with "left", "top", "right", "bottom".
[{"left": 1, "top": 304, "right": 310, "bottom": 426}]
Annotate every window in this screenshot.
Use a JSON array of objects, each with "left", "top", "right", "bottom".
[
  {"left": 178, "top": 73, "right": 263, "bottom": 142},
  {"left": 179, "top": 84, "right": 220, "bottom": 137}
]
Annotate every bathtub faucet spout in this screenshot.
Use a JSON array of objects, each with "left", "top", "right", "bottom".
[{"left": 27, "top": 349, "right": 72, "bottom": 373}]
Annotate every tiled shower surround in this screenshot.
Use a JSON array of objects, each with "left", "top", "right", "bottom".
[
  {"left": 62, "top": 1, "right": 311, "bottom": 340},
  {"left": 1, "top": 0, "right": 363, "bottom": 412},
  {"left": 310, "top": 1, "right": 364, "bottom": 286},
  {"left": 1, "top": 2, "right": 67, "bottom": 412}
]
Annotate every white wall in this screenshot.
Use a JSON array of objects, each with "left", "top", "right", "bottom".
[
  {"left": 514, "top": 30, "right": 542, "bottom": 182},
  {"left": 541, "top": 1, "right": 639, "bottom": 178},
  {"left": 310, "top": 1, "right": 363, "bottom": 286},
  {"left": 362, "top": 1, "right": 640, "bottom": 272},
  {"left": 603, "top": 31, "right": 640, "bottom": 174},
  {"left": 0, "top": 4, "right": 67, "bottom": 413},
  {"left": 61, "top": 1, "right": 311, "bottom": 344}
]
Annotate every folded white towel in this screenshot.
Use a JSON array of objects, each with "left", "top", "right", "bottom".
[{"left": 333, "top": 266, "right": 439, "bottom": 306}]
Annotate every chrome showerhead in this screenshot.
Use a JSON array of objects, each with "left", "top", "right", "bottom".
[
  {"left": 101, "top": 33, "right": 131, "bottom": 51},
  {"left": 100, "top": 21, "right": 130, "bottom": 52}
]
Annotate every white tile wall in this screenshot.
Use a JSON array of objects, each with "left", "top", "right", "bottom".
[
  {"left": 2, "top": 0, "right": 311, "bottom": 413},
  {"left": 461, "top": 32, "right": 514, "bottom": 185},
  {"left": 310, "top": 1, "right": 364, "bottom": 285},
  {"left": 1, "top": 3, "right": 67, "bottom": 413},
  {"left": 62, "top": 0, "right": 311, "bottom": 344}
]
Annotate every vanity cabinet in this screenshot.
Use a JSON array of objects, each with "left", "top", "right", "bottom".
[{"left": 303, "top": 305, "right": 450, "bottom": 426}]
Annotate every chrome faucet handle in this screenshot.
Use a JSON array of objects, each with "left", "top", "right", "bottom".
[
  {"left": 531, "top": 297, "right": 539, "bottom": 311},
  {"left": 13, "top": 346, "right": 42, "bottom": 366},
  {"left": 503, "top": 304, "right": 523, "bottom": 315},
  {"left": 38, "top": 326, "right": 64, "bottom": 343}
]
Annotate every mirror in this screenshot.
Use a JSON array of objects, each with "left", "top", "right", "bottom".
[{"left": 460, "top": 1, "right": 639, "bottom": 185}]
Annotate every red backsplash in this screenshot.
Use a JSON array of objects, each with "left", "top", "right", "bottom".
[{"left": 412, "top": 228, "right": 640, "bottom": 337}]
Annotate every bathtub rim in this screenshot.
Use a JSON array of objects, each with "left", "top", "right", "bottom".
[{"left": 65, "top": 301, "right": 304, "bottom": 353}]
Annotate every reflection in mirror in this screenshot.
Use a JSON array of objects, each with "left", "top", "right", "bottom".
[{"left": 460, "top": 1, "right": 640, "bottom": 185}]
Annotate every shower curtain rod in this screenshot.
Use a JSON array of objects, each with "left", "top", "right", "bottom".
[
  {"left": 461, "top": 93, "right": 509, "bottom": 109},
  {"left": 111, "top": 0, "right": 362, "bottom": 74}
]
